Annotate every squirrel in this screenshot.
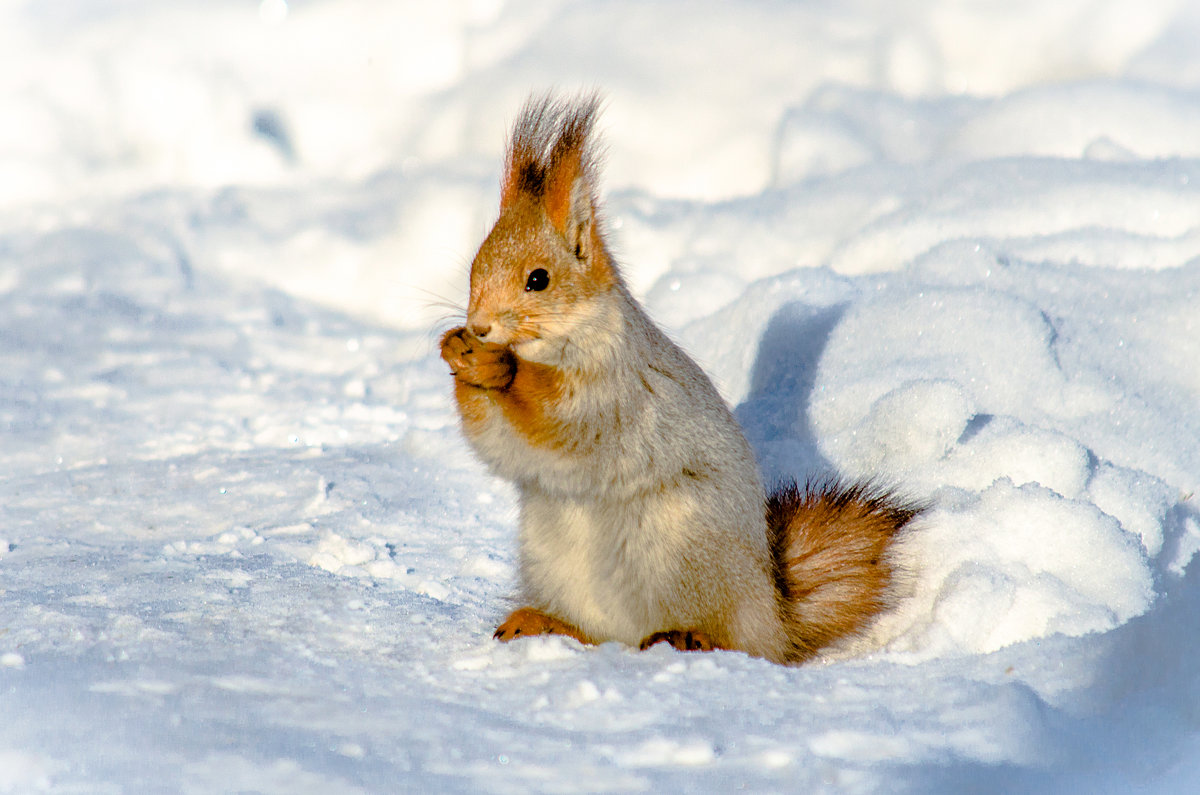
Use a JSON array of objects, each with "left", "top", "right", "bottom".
[{"left": 439, "top": 94, "right": 921, "bottom": 664}]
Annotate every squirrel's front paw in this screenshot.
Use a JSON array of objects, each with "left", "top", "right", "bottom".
[
  {"left": 639, "top": 629, "right": 718, "bottom": 652},
  {"left": 440, "top": 327, "right": 516, "bottom": 389}
]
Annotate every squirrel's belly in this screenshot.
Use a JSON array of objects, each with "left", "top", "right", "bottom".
[{"left": 519, "top": 493, "right": 674, "bottom": 645}]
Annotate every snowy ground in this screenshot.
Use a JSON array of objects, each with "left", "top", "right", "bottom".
[{"left": 3, "top": 1, "right": 1200, "bottom": 792}]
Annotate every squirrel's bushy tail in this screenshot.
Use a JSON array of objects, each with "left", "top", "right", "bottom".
[{"left": 767, "top": 479, "right": 922, "bottom": 663}]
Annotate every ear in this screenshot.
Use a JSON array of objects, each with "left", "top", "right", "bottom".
[
  {"left": 496, "top": 93, "right": 606, "bottom": 266},
  {"left": 544, "top": 148, "right": 594, "bottom": 260}
]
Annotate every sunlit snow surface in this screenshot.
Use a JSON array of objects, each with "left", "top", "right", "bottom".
[{"left": 2, "top": 1, "right": 1200, "bottom": 792}]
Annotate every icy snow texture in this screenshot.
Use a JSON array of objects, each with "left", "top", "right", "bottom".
[{"left": 2, "top": 0, "right": 1200, "bottom": 792}]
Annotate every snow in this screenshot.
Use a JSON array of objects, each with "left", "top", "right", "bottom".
[{"left": 2, "top": 0, "right": 1199, "bottom": 791}]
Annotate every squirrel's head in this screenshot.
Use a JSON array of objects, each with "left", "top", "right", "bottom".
[{"left": 466, "top": 94, "right": 620, "bottom": 363}]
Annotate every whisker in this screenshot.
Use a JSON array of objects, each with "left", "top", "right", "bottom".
[
  {"left": 426, "top": 300, "right": 466, "bottom": 316},
  {"left": 413, "top": 286, "right": 466, "bottom": 313}
]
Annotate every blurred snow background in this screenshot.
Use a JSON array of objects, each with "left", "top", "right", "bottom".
[{"left": 2, "top": 0, "right": 1199, "bottom": 791}]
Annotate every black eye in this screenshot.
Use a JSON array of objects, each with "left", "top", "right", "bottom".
[{"left": 525, "top": 268, "right": 550, "bottom": 292}]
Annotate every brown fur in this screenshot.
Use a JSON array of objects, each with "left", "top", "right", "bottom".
[
  {"left": 491, "top": 94, "right": 616, "bottom": 292},
  {"left": 453, "top": 379, "right": 490, "bottom": 435},
  {"left": 495, "top": 607, "right": 593, "bottom": 644},
  {"left": 495, "top": 359, "right": 568, "bottom": 450},
  {"left": 636, "top": 482, "right": 920, "bottom": 661},
  {"left": 440, "top": 326, "right": 572, "bottom": 451},
  {"left": 768, "top": 479, "right": 921, "bottom": 662},
  {"left": 500, "top": 95, "right": 600, "bottom": 224},
  {"left": 440, "top": 327, "right": 512, "bottom": 436}
]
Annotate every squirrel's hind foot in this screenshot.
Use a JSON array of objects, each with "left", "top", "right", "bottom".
[
  {"left": 638, "top": 629, "right": 718, "bottom": 652},
  {"left": 494, "top": 607, "right": 592, "bottom": 644}
]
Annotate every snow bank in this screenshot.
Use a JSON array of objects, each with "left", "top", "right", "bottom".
[{"left": 3, "top": 0, "right": 1200, "bottom": 792}]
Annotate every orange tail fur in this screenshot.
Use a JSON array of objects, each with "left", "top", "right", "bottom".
[{"left": 767, "top": 479, "right": 922, "bottom": 662}]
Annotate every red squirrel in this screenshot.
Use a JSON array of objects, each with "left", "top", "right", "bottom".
[{"left": 440, "top": 94, "right": 921, "bottom": 664}]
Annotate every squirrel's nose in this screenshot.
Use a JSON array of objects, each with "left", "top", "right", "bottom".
[{"left": 469, "top": 322, "right": 492, "bottom": 340}]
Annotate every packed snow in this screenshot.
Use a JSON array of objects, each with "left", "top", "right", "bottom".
[{"left": 2, "top": 0, "right": 1200, "bottom": 792}]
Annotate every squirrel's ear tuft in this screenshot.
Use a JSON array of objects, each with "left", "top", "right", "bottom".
[{"left": 500, "top": 93, "right": 603, "bottom": 259}]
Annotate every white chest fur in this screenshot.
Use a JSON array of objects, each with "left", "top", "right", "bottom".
[{"left": 517, "top": 486, "right": 698, "bottom": 644}]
